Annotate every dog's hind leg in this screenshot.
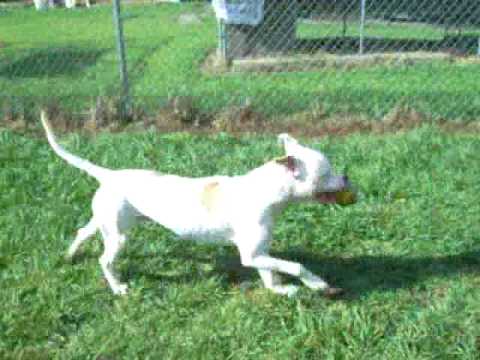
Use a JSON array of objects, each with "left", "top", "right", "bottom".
[
  {"left": 91, "top": 188, "right": 139, "bottom": 295},
  {"left": 66, "top": 218, "right": 98, "bottom": 260},
  {"left": 99, "top": 224, "right": 128, "bottom": 295}
]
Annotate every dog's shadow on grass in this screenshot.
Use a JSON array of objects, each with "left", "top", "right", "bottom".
[
  {"left": 281, "top": 249, "right": 480, "bottom": 298},
  {"left": 123, "top": 246, "right": 480, "bottom": 299}
]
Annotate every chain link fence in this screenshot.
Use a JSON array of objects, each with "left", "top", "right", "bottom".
[
  {"left": 217, "top": 0, "right": 480, "bottom": 58},
  {"left": 1, "top": 0, "right": 480, "bottom": 129}
]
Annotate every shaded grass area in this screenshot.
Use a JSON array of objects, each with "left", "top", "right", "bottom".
[
  {"left": 1, "top": 127, "right": 479, "bottom": 358},
  {"left": 1, "top": 5, "right": 480, "bottom": 120},
  {"left": 0, "top": 47, "right": 107, "bottom": 78}
]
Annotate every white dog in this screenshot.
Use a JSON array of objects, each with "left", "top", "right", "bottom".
[{"left": 41, "top": 111, "right": 353, "bottom": 297}]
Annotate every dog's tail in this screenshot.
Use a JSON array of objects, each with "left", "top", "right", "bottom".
[{"left": 40, "top": 111, "right": 111, "bottom": 181}]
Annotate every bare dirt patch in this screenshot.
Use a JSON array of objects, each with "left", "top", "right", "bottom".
[
  {"left": 2, "top": 97, "right": 477, "bottom": 138},
  {"left": 203, "top": 51, "right": 479, "bottom": 74}
]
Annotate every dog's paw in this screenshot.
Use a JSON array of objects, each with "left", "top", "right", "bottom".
[
  {"left": 300, "top": 277, "right": 329, "bottom": 291},
  {"left": 322, "top": 287, "right": 344, "bottom": 299},
  {"left": 113, "top": 283, "right": 128, "bottom": 296},
  {"left": 271, "top": 284, "right": 299, "bottom": 297}
]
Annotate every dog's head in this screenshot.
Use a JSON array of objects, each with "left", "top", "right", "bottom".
[{"left": 277, "top": 134, "right": 355, "bottom": 205}]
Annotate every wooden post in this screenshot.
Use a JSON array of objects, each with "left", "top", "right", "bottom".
[{"left": 223, "top": 0, "right": 299, "bottom": 58}]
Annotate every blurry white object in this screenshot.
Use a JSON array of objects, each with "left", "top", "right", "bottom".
[
  {"left": 212, "top": 0, "right": 264, "bottom": 26},
  {"left": 33, "top": 0, "right": 49, "bottom": 10}
]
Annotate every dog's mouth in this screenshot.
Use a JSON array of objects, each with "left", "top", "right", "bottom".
[
  {"left": 314, "top": 174, "right": 357, "bottom": 206},
  {"left": 314, "top": 189, "right": 357, "bottom": 206}
]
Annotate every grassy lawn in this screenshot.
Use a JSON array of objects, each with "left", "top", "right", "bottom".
[
  {"left": 297, "top": 19, "right": 447, "bottom": 40},
  {"left": 1, "top": 4, "right": 480, "bottom": 119},
  {"left": 0, "top": 3, "right": 217, "bottom": 110},
  {"left": 1, "top": 126, "right": 479, "bottom": 358}
]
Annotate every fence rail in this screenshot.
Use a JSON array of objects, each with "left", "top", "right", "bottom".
[{"left": 1, "top": 0, "right": 479, "bottom": 126}]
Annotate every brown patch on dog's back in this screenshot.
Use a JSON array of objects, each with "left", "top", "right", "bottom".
[{"left": 201, "top": 181, "right": 221, "bottom": 212}]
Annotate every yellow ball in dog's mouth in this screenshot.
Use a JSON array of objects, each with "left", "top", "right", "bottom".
[{"left": 335, "top": 190, "right": 357, "bottom": 206}]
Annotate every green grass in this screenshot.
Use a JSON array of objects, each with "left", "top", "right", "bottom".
[
  {"left": 1, "top": 4, "right": 480, "bottom": 119},
  {"left": 297, "top": 19, "right": 447, "bottom": 40},
  {"left": 0, "top": 4, "right": 217, "bottom": 110},
  {"left": 1, "top": 127, "right": 479, "bottom": 358}
]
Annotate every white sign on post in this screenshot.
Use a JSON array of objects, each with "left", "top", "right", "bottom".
[
  {"left": 33, "top": 0, "right": 50, "bottom": 10},
  {"left": 211, "top": 0, "right": 265, "bottom": 26}
]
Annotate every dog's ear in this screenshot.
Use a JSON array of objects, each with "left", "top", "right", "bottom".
[
  {"left": 277, "top": 133, "right": 299, "bottom": 155},
  {"left": 278, "top": 133, "right": 298, "bottom": 146},
  {"left": 275, "top": 155, "right": 300, "bottom": 177}
]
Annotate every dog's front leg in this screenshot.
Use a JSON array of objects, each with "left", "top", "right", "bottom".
[
  {"left": 234, "top": 227, "right": 300, "bottom": 296},
  {"left": 239, "top": 249, "right": 336, "bottom": 297},
  {"left": 256, "top": 269, "right": 299, "bottom": 297},
  {"left": 235, "top": 226, "right": 341, "bottom": 297},
  {"left": 243, "top": 254, "right": 331, "bottom": 295}
]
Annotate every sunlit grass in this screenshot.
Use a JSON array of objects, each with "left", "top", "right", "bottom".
[{"left": 1, "top": 127, "right": 479, "bottom": 358}]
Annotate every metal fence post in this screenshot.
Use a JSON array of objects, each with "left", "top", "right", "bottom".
[
  {"left": 112, "top": 0, "right": 130, "bottom": 120},
  {"left": 218, "top": 19, "right": 227, "bottom": 60},
  {"left": 359, "top": 0, "right": 366, "bottom": 54}
]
